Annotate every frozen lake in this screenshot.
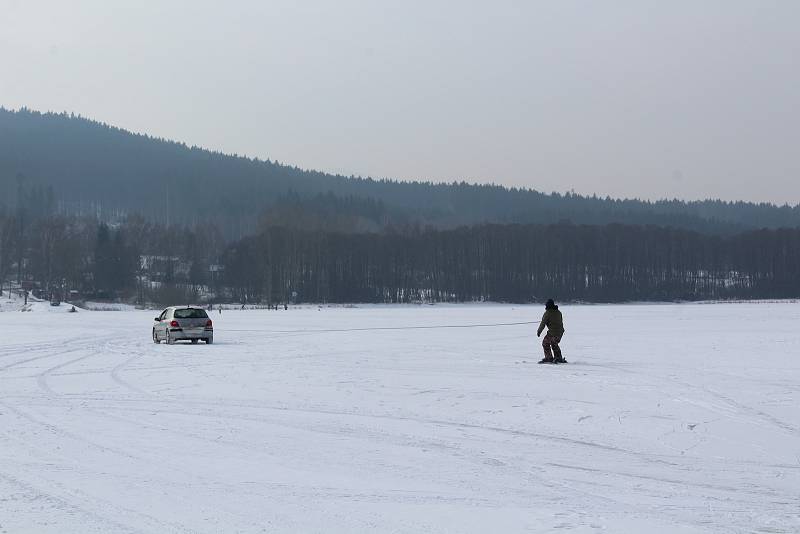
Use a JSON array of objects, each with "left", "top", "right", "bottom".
[{"left": 1, "top": 303, "right": 799, "bottom": 533}]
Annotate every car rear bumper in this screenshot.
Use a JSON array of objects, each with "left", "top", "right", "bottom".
[{"left": 169, "top": 327, "right": 213, "bottom": 339}]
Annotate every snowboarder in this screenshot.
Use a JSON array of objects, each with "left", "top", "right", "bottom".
[{"left": 537, "top": 299, "right": 566, "bottom": 364}]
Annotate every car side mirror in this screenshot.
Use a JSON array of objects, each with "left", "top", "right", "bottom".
[{"left": 155, "top": 317, "right": 161, "bottom": 322}]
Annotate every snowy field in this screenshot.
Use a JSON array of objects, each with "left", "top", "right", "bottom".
[{"left": 1, "top": 301, "right": 799, "bottom": 533}]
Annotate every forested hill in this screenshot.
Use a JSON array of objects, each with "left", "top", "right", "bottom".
[{"left": 2, "top": 107, "right": 799, "bottom": 236}]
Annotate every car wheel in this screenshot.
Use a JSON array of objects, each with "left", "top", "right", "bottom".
[
  {"left": 153, "top": 329, "right": 159, "bottom": 343},
  {"left": 166, "top": 330, "right": 175, "bottom": 345},
  {"left": 205, "top": 337, "right": 213, "bottom": 344}
]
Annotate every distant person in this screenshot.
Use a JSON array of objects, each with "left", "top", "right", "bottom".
[{"left": 537, "top": 299, "right": 566, "bottom": 364}]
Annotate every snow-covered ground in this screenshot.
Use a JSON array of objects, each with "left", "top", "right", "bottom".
[{"left": 1, "top": 303, "right": 798, "bottom": 533}]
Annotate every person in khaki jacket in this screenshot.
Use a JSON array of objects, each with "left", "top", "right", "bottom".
[{"left": 537, "top": 299, "right": 566, "bottom": 364}]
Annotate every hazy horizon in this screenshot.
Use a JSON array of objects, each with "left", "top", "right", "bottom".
[{"left": 2, "top": 1, "right": 798, "bottom": 204}]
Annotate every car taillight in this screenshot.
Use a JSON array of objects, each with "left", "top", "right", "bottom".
[
  {"left": 170, "top": 320, "right": 179, "bottom": 327},
  {"left": 206, "top": 319, "right": 213, "bottom": 327}
]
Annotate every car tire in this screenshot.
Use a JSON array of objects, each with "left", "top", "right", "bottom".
[
  {"left": 153, "top": 329, "right": 160, "bottom": 343},
  {"left": 166, "top": 330, "right": 175, "bottom": 345},
  {"left": 205, "top": 337, "right": 213, "bottom": 344}
]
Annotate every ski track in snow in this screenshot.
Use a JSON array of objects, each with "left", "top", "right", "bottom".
[{"left": 0, "top": 303, "right": 799, "bottom": 533}]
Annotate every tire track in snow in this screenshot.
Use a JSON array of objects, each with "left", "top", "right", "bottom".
[
  {"left": 0, "top": 471, "right": 145, "bottom": 534},
  {"left": 700, "top": 385, "right": 800, "bottom": 436},
  {"left": 1, "top": 329, "right": 271, "bottom": 532},
  {"left": 588, "top": 361, "right": 800, "bottom": 438},
  {"left": 0, "top": 399, "right": 244, "bottom": 533},
  {"left": 0, "top": 341, "right": 88, "bottom": 372},
  {"left": 544, "top": 461, "right": 781, "bottom": 499},
  {"left": 0, "top": 466, "right": 199, "bottom": 534},
  {"left": 106, "top": 341, "right": 153, "bottom": 396},
  {"left": 0, "top": 399, "right": 141, "bottom": 460},
  {"left": 83, "top": 400, "right": 591, "bottom": 512},
  {"left": 0, "top": 336, "right": 88, "bottom": 359},
  {"left": 19, "top": 381, "right": 800, "bottom": 488},
  {"left": 84, "top": 396, "right": 686, "bottom": 470},
  {"left": 35, "top": 347, "right": 106, "bottom": 397}
]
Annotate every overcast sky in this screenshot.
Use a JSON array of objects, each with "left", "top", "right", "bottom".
[{"left": 1, "top": 1, "right": 798, "bottom": 204}]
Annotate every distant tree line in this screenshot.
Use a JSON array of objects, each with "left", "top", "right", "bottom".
[
  {"left": 3, "top": 107, "right": 800, "bottom": 238},
  {"left": 2, "top": 109, "right": 799, "bottom": 304},
  {"left": 0, "top": 186, "right": 223, "bottom": 304},
  {"left": 222, "top": 224, "right": 800, "bottom": 303},
  {"left": 2, "top": 204, "right": 798, "bottom": 304}
]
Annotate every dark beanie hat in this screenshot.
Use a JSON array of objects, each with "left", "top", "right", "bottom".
[{"left": 545, "top": 299, "right": 556, "bottom": 309}]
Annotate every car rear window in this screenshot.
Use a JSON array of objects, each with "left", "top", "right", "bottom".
[{"left": 174, "top": 308, "right": 209, "bottom": 319}]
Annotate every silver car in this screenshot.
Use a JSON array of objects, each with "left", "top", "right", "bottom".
[{"left": 153, "top": 306, "right": 214, "bottom": 344}]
